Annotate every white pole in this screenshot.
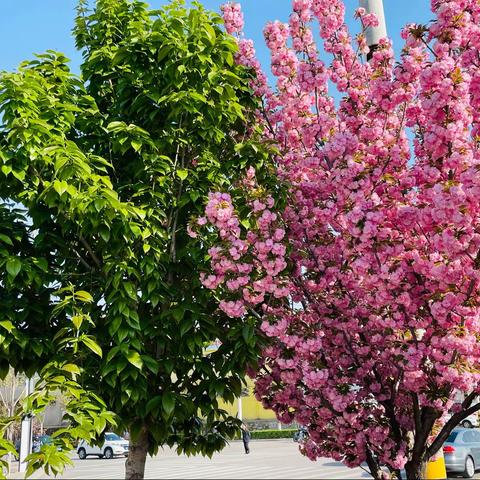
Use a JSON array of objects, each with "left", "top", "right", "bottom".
[
  {"left": 238, "top": 396, "right": 243, "bottom": 422},
  {"left": 359, "top": 0, "right": 387, "bottom": 49},
  {"left": 18, "top": 378, "right": 34, "bottom": 473}
]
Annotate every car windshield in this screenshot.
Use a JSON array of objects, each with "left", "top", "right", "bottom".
[
  {"left": 447, "top": 431, "right": 458, "bottom": 443},
  {"left": 105, "top": 433, "right": 122, "bottom": 441}
]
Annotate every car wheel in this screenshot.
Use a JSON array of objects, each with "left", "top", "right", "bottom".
[
  {"left": 78, "top": 448, "right": 87, "bottom": 460},
  {"left": 464, "top": 456, "right": 475, "bottom": 478},
  {"left": 103, "top": 447, "right": 113, "bottom": 459},
  {"left": 462, "top": 420, "right": 473, "bottom": 428}
]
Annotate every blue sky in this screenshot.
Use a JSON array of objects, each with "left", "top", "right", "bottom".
[{"left": 1, "top": 1, "right": 433, "bottom": 76}]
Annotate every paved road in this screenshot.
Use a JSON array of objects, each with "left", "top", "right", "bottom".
[
  {"left": 22, "top": 439, "right": 480, "bottom": 479},
  {"left": 46, "top": 439, "right": 371, "bottom": 479}
]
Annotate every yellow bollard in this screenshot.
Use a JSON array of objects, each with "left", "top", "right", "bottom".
[{"left": 425, "top": 451, "right": 447, "bottom": 480}]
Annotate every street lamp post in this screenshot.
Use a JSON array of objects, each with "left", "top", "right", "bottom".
[
  {"left": 18, "top": 377, "right": 34, "bottom": 473},
  {"left": 359, "top": 0, "right": 387, "bottom": 59}
]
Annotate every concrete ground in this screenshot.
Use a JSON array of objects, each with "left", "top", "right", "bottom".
[
  {"left": 28, "top": 439, "right": 369, "bottom": 479},
  {"left": 11, "top": 440, "right": 480, "bottom": 479}
]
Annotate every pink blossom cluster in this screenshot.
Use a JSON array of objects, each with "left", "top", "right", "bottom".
[
  {"left": 220, "top": 2, "right": 243, "bottom": 35},
  {"left": 214, "top": 0, "right": 480, "bottom": 477},
  {"left": 354, "top": 7, "right": 380, "bottom": 28},
  {"left": 198, "top": 175, "right": 289, "bottom": 319}
]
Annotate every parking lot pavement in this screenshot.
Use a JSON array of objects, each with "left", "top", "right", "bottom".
[
  {"left": 31, "top": 439, "right": 369, "bottom": 479},
  {"left": 16, "top": 440, "right": 480, "bottom": 479}
]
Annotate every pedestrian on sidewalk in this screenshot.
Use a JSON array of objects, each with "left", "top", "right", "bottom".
[{"left": 241, "top": 422, "right": 251, "bottom": 454}]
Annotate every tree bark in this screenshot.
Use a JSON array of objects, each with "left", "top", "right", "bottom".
[
  {"left": 404, "top": 460, "right": 426, "bottom": 480},
  {"left": 365, "top": 449, "right": 384, "bottom": 480},
  {"left": 125, "top": 428, "right": 149, "bottom": 480}
]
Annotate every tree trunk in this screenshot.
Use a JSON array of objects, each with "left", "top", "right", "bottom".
[
  {"left": 405, "top": 460, "right": 426, "bottom": 480},
  {"left": 125, "top": 428, "right": 149, "bottom": 480}
]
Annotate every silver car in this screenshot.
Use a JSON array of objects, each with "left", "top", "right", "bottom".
[{"left": 444, "top": 428, "right": 480, "bottom": 478}]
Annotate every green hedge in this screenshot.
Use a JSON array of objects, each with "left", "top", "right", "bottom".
[{"left": 250, "top": 429, "right": 296, "bottom": 439}]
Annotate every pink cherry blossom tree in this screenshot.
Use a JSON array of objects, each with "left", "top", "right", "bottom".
[{"left": 196, "top": 0, "right": 480, "bottom": 478}]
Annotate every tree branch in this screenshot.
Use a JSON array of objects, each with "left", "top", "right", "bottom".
[
  {"left": 410, "top": 407, "right": 438, "bottom": 465},
  {"left": 365, "top": 449, "right": 383, "bottom": 480},
  {"left": 411, "top": 392, "right": 421, "bottom": 438},
  {"left": 75, "top": 250, "right": 93, "bottom": 271},
  {"left": 427, "top": 398, "right": 480, "bottom": 459},
  {"left": 79, "top": 234, "right": 102, "bottom": 268}
]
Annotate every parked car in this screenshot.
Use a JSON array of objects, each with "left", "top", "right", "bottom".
[
  {"left": 460, "top": 413, "right": 480, "bottom": 429},
  {"left": 77, "top": 432, "right": 129, "bottom": 459},
  {"left": 444, "top": 428, "right": 480, "bottom": 478}
]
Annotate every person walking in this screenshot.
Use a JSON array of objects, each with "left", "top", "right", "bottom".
[{"left": 241, "top": 423, "right": 251, "bottom": 454}]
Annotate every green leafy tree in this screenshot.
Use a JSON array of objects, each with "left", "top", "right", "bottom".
[{"left": 0, "top": 1, "right": 275, "bottom": 478}]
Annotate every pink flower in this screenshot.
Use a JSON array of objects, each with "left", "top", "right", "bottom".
[
  {"left": 211, "top": 0, "right": 480, "bottom": 474},
  {"left": 221, "top": 2, "right": 244, "bottom": 35}
]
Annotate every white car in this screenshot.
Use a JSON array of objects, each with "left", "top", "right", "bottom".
[
  {"left": 77, "top": 432, "right": 129, "bottom": 459},
  {"left": 459, "top": 413, "right": 480, "bottom": 429},
  {"left": 446, "top": 406, "right": 480, "bottom": 429}
]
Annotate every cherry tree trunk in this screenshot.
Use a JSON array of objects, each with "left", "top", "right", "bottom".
[
  {"left": 125, "top": 428, "right": 149, "bottom": 480},
  {"left": 404, "top": 460, "right": 426, "bottom": 480}
]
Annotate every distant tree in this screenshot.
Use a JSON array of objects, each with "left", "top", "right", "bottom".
[{"left": 0, "top": 370, "right": 25, "bottom": 471}]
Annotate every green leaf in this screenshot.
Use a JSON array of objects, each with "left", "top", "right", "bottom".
[
  {"left": 63, "top": 364, "right": 81, "bottom": 375},
  {"left": 34, "top": 258, "right": 49, "bottom": 272},
  {"left": 82, "top": 336, "right": 103, "bottom": 357},
  {"left": 94, "top": 416, "right": 107, "bottom": 434},
  {"left": 108, "top": 316, "right": 122, "bottom": 336},
  {"left": 146, "top": 396, "right": 162, "bottom": 415},
  {"left": 124, "top": 282, "right": 137, "bottom": 300},
  {"left": 6, "top": 257, "right": 22, "bottom": 278},
  {"left": 0, "top": 234, "right": 13, "bottom": 246},
  {"left": 126, "top": 351, "right": 143, "bottom": 370},
  {"left": 242, "top": 324, "right": 253, "bottom": 344},
  {"left": 31, "top": 342, "right": 43, "bottom": 357},
  {"left": 99, "top": 226, "right": 110, "bottom": 242},
  {"left": 12, "top": 170, "right": 26, "bottom": 181},
  {"left": 176, "top": 169, "right": 188, "bottom": 181},
  {"left": 106, "top": 121, "right": 127, "bottom": 132},
  {"left": 1, "top": 165, "right": 12, "bottom": 176},
  {"left": 203, "top": 24, "right": 217, "bottom": 45},
  {"left": 142, "top": 355, "right": 159, "bottom": 374},
  {"left": 171, "top": 307, "right": 184, "bottom": 322},
  {"left": 162, "top": 391, "right": 176, "bottom": 416},
  {"left": 75, "top": 291, "right": 94, "bottom": 303},
  {"left": 71, "top": 315, "right": 84, "bottom": 330},
  {"left": 157, "top": 45, "right": 173, "bottom": 63},
  {"left": 0, "top": 321, "right": 14, "bottom": 333},
  {"left": 131, "top": 140, "right": 142, "bottom": 152},
  {"left": 53, "top": 179, "right": 68, "bottom": 196}
]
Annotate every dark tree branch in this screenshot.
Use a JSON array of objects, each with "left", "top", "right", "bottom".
[
  {"left": 411, "top": 392, "right": 421, "bottom": 438},
  {"left": 365, "top": 449, "right": 383, "bottom": 480},
  {"left": 427, "top": 397, "right": 480, "bottom": 459},
  {"left": 462, "top": 392, "right": 477, "bottom": 409},
  {"left": 79, "top": 234, "right": 102, "bottom": 268},
  {"left": 75, "top": 250, "right": 93, "bottom": 271}
]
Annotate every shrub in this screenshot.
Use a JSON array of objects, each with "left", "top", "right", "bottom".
[{"left": 250, "top": 429, "right": 296, "bottom": 440}]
